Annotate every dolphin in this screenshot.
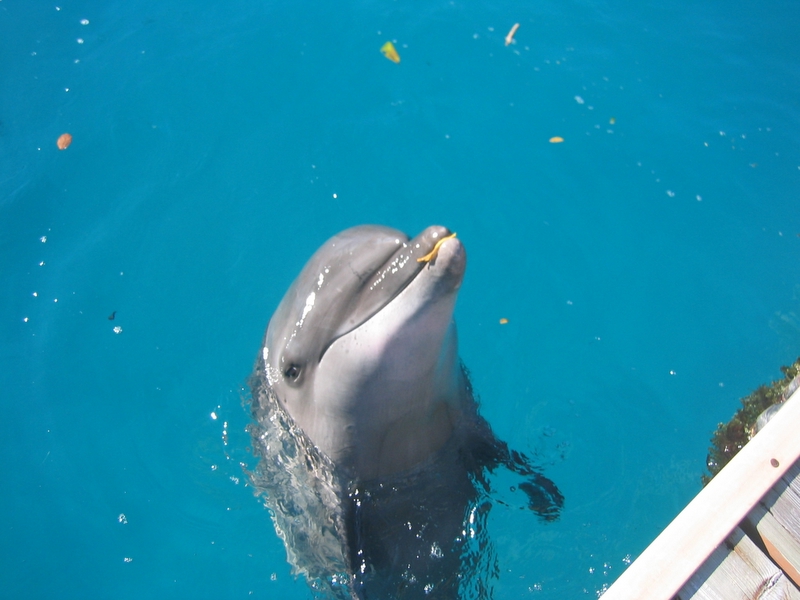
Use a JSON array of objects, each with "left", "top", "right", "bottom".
[{"left": 249, "top": 225, "right": 563, "bottom": 599}]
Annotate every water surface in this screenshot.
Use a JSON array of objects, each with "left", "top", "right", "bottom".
[{"left": 2, "top": 0, "right": 799, "bottom": 597}]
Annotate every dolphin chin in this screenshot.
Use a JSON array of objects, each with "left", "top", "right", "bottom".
[{"left": 249, "top": 225, "right": 564, "bottom": 598}]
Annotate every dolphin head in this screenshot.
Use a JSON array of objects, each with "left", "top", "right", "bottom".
[{"left": 260, "top": 225, "right": 467, "bottom": 479}]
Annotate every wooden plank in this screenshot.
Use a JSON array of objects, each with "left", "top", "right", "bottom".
[
  {"left": 676, "top": 526, "right": 800, "bottom": 600},
  {"left": 747, "top": 458, "right": 800, "bottom": 587},
  {"left": 601, "top": 385, "right": 800, "bottom": 600}
]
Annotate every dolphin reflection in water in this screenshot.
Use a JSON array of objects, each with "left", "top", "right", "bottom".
[{"left": 249, "top": 225, "right": 564, "bottom": 599}]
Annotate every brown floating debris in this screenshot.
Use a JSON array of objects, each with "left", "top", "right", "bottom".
[{"left": 57, "top": 133, "right": 72, "bottom": 150}]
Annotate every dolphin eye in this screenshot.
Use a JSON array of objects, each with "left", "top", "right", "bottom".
[{"left": 283, "top": 363, "right": 302, "bottom": 383}]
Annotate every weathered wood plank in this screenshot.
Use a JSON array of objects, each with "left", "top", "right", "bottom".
[
  {"left": 601, "top": 385, "right": 800, "bottom": 600},
  {"left": 747, "top": 458, "right": 800, "bottom": 587},
  {"left": 676, "top": 526, "right": 800, "bottom": 600}
]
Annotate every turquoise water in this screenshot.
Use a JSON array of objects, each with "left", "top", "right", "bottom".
[{"left": 2, "top": 0, "right": 799, "bottom": 597}]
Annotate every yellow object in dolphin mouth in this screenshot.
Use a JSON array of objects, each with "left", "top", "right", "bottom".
[{"left": 417, "top": 233, "right": 457, "bottom": 263}]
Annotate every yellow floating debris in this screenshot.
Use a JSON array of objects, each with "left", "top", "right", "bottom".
[
  {"left": 505, "top": 23, "right": 520, "bottom": 46},
  {"left": 499, "top": 318, "right": 509, "bottom": 325},
  {"left": 380, "top": 41, "right": 400, "bottom": 64},
  {"left": 549, "top": 136, "right": 564, "bottom": 143},
  {"left": 609, "top": 117, "right": 616, "bottom": 125},
  {"left": 417, "top": 232, "right": 457, "bottom": 263}
]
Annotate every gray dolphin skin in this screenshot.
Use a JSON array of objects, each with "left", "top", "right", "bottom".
[
  {"left": 262, "top": 225, "right": 467, "bottom": 480},
  {"left": 249, "top": 225, "right": 563, "bottom": 599}
]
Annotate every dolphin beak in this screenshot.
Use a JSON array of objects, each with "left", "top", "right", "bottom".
[{"left": 320, "top": 225, "right": 460, "bottom": 359}]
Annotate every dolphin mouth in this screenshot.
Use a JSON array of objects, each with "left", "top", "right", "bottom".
[{"left": 320, "top": 225, "right": 461, "bottom": 360}]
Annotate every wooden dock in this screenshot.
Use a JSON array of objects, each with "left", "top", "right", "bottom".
[{"left": 601, "top": 378, "right": 800, "bottom": 600}]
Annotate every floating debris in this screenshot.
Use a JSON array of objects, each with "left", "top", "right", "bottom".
[
  {"left": 609, "top": 117, "right": 616, "bottom": 124},
  {"left": 113, "top": 326, "right": 123, "bottom": 334},
  {"left": 380, "top": 41, "right": 400, "bottom": 64},
  {"left": 57, "top": 133, "right": 72, "bottom": 150},
  {"left": 499, "top": 318, "right": 509, "bottom": 325},
  {"left": 549, "top": 136, "right": 564, "bottom": 143},
  {"left": 505, "top": 23, "right": 520, "bottom": 46}
]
